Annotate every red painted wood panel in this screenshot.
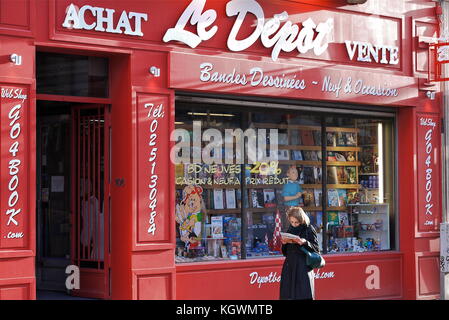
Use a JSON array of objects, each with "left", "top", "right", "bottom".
[
  {"left": 418, "top": 254, "right": 440, "bottom": 298},
  {"left": 176, "top": 254, "right": 403, "bottom": 300}
]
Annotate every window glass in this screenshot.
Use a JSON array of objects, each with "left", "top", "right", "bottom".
[
  {"left": 36, "top": 52, "right": 109, "bottom": 98},
  {"left": 245, "top": 112, "right": 323, "bottom": 257},
  {"left": 174, "top": 101, "right": 395, "bottom": 263},
  {"left": 174, "top": 106, "right": 244, "bottom": 262},
  {"left": 325, "top": 117, "right": 395, "bottom": 253}
]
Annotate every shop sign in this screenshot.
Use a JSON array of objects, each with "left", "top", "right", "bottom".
[
  {"left": 137, "top": 94, "right": 170, "bottom": 243},
  {"left": 197, "top": 61, "right": 399, "bottom": 97},
  {"left": 1, "top": 86, "right": 28, "bottom": 248},
  {"left": 170, "top": 52, "right": 417, "bottom": 105},
  {"left": 430, "top": 42, "right": 449, "bottom": 82},
  {"left": 163, "top": 0, "right": 333, "bottom": 61},
  {"left": 417, "top": 114, "right": 440, "bottom": 232},
  {"left": 248, "top": 270, "right": 336, "bottom": 288},
  {"left": 62, "top": 3, "right": 148, "bottom": 36},
  {"left": 345, "top": 40, "right": 399, "bottom": 65}
]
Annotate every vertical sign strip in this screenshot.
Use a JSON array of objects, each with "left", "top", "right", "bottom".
[
  {"left": 417, "top": 114, "right": 440, "bottom": 232},
  {"left": 137, "top": 94, "right": 169, "bottom": 243},
  {"left": 1, "top": 86, "right": 28, "bottom": 249}
]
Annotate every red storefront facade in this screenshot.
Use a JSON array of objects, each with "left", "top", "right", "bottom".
[{"left": 0, "top": 0, "right": 443, "bottom": 300}]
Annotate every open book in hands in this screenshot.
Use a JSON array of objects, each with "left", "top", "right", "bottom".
[
  {"left": 280, "top": 232, "right": 300, "bottom": 240},
  {"left": 280, "top": 232, "right": 307, "bottom": 245}
]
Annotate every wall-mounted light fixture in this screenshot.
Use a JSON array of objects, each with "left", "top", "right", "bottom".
[
  {"left": 10, "top": 54, "right": 22, "bottom": 66},
  {"left": 149, "top": 66, "right": 161, "bottom": 77},
  {"left": 426, "top": 91, "right": 436, "bottom": 100},
  {"left": 347, "top": 0, "right": 367, "bottom": 4}
]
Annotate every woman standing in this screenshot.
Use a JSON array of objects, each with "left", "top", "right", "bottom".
[{"left": 280, "top": 206, "right": 320, "bottom": 300}]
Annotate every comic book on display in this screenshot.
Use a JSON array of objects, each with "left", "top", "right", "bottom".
[
  {"left": 291, "top": 150, "right": 303, "bottom": 160},
  {"left": 327, "top": 166, "right": 338, "bottom": 184},
  {"left": 298, "top": 167, "right": 305, "bottom": 184},
  {"left": 225, "top": 189, "right": 237, "bottom": 209},
  {"left": 338, "top": 212, "right": 349, "bottom": 226},
  {"left": 327, "top": 132, "right": 336, "bottom": 147},
  {"left": 337, "top": 189, "right": 347, "bottom": 206},
  {"left": 250, "top": 189, "right": 264, "bottom": 208},
  {"left": 263, "top": 189, "right": 276, "bottom": 208},
  {"left": 327, "top": 189, "right": 339, "bottom": 207},
  {"left": 303, "top": 151, "right": 312, "bottom": 161},
  {"left": 314, "top": 189, "right": 322, "bottom": 207},
  {"left": 346, "top": 167, "right": 357, "bottom": 184},
  {"left": 223, "top": 216, "right": 241, "bottom": 245},
  {"left": 313, "top": 131, "right": 322, "bottom": 146},
  {"left": 313, "top": 167, "right": 322, "bottom": 183},
  {"left": 327, "top": 211, "right": 340, "bottom": 226},
  {"left": 278, "top": 133, "right": 289, "bottom": 145},
  {"left": 303, "top": 189, "right": 315, "bottom": 207},
  {"left": 303, "top": 166, "right": 315, "bottom": 184},
  {"left": 277, "top": 149, "right": 290, "bottom": 160},
  {"left": 301, "top": 130, "right": 315, "bottom": 146},
  {"left": 214, "top": 189, "right": 224, "bottom": 210},
  {"left": 211, "top": 216, "right": 224, "bottom": 239},
  {"left": 316, "top": 212, "right": 323, "bottom": 229},
  {"left": 290, "top": 129, "right": 301, "bottom": 145},
  {"left": 337, "top": 167, "right": 348, "bottom": 184}
]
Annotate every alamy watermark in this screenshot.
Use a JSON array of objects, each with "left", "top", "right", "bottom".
[{"left": 170, "top": 121, "right": 280, "bottom": 165}]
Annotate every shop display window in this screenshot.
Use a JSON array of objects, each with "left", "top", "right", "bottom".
[{"left": 174, "top": 102, "right": 395, "bottom": 263}]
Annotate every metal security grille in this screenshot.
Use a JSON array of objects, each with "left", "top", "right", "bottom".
[{"left": 71, "top": 105, "right": 110, "bottom": 297}]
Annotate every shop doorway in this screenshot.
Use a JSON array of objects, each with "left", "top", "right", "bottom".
[{"left": 36, "top": 101, "right": 111, "bottom": 299}]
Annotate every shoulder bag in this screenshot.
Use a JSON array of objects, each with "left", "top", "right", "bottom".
[
  {"left": 299, "top": 226, "right": 325, "bottom": 269},
  {"left": 299, "top": 246, "right": 325, "bottom": 269}
]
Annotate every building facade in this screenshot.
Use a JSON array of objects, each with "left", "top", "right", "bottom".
[{"left": 0, "top": 0, "right": 443, "bottom": 300}]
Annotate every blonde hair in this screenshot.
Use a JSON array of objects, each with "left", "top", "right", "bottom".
[{"left": 286, "top": 206, "right": 310, "bottom": 226}]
